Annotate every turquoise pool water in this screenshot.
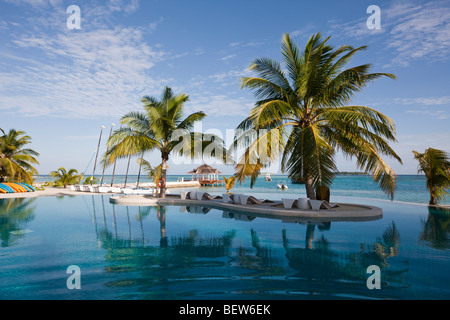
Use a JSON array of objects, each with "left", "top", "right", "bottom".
[{"left": 0, "top": 194, "right": 449, "bottom": 300}]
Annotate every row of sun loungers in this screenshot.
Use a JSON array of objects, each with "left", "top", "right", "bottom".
[
  {"left": 69, "top": 185, "right": 156, "bottom": 195},
  {"left": 180, "top": 191, "right": 338, "bottom": 211},
  {"left": 281, "top": 198, "right": 339, "bottom": 210}
]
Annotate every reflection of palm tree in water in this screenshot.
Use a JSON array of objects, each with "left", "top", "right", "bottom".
[
  {"left": 157, "top": 206, "right": 167, "bottom": 247},
  {"left": 420, "top": 206, "right": 450, "bottom": 249},
  {"left": 282, "top": 221, "right": 405, "bottom": 285},
  {"left": 94, "top": 203, "right": 236, "bottom": 298},
  {"left": 233, "top": 229, "right": 283, "bottom": 276},
  {"left": 0, "top": 198, "right": 36, "bottom": 247}
]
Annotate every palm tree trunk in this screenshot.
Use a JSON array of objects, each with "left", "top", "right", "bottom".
[
  {"left": 159, "top": 153, "right": 168, "bottom": 198},
  {"left": 304, "top": 177, "right": 316, "bottom": 200},
  {"left": 305, "top": 225, "right": 315, "bottom": 250},
  {"left": 429, "top": 188, "right": 437, "bottom": 205}
]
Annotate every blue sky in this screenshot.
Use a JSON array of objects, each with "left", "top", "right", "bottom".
[{"left": 1, "top": 0, "right": 449, "bottom": 176}]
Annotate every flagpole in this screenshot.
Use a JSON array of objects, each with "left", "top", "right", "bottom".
[
  {"left": 91, "top": 126, "right": 105, "bottom": 186},
  {"left": 100, "top": 123, "right": 115, "bottom": 185},
  {"left": 110, "top": 125, "right": 122, "bottom": 187}
]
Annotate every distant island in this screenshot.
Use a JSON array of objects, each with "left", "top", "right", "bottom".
[{"left": 335, "top": 171, "right": 369, "bottom": 176}]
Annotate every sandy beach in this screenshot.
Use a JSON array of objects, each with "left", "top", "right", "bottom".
[
  {"left": 0, "top": 180, "right": 202, "bottom": 199},
  {"left": 0, "top": 187, "right": 105, "bottom": 199}
]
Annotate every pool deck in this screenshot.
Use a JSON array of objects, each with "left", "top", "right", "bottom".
[{"left": 109, "top": 194, "right": 384, "bottom": 222}]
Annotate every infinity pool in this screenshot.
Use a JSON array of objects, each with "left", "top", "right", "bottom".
[{"left": 0, "top": 195, "right": 449, "bottom": 300}]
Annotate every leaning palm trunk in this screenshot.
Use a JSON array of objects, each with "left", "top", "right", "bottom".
[
  {"left": 234, "top": 33, "right": 402, "bottom": 200},
  {"left": 413, "top": 148, "right": 450, "bottom": 205}
]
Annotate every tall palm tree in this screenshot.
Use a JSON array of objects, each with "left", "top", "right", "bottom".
[
  {"left": 413, "top": 148, "right": 450, "bottom": 205},
  {"left": 234, "top": 33, "right": 402, "bottom": 200},
  {"left": 0, "top": 129, "right": 39, "bottom": 184},
  {"left": 105, "top": 86, "right": 231, "bottom": 198},
  {"left": 50, "top": 167, "right": 82, "bottom": 188}
]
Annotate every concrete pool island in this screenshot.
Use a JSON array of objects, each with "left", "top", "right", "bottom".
[{"left": 110, "top": 191, "right": 383, "bottom": 222}]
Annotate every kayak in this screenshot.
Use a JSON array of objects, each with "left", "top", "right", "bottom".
[
  {"left": 20, "top": 183, "right": 35, "bottom": 192},
  {"left": 18, "top": 183, "right": 33, "bottom": 192},
  {"left": 4, "top": 183, "right": 26, "bottom": 193},
  {"left": 0, "top": 183, "right": 15, "bottom": 193}
]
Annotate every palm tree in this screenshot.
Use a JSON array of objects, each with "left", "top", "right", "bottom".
[
  {"left": 233, "top": 33, "right": 402, "bottom": 200},
  {"left": 50, "top": 167, "right": 82, "bottom": 188},
  {"left": 413, "top": 148, "right": 450, "bottom": 205},
  {"left": 105, "top": 86, "right": 231, "bottom": 198},
  {"left": 137, "top": 158, "right": 163, "bottom": 191},
  {"left": 223, "top": 175, "right": 237, "bottom": 194},
  {"left": 0, "top": 129, "right": 39, "bottom": 184}
]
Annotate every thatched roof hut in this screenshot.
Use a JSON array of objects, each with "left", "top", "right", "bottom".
[{"left": 188, "top": 164, "right": 222, "bottom": 181}]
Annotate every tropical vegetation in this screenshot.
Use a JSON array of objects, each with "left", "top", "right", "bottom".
[
  {"left": 137, "top": 158, "right": 163, "bottom": 190},
  {"left": 50, "top": 167, "right": 82, "bottom": 188},
  {"left": 104, "top": 86, "right": 231, "bottom": 198},
  {"left": 233, "top": 33, "right": 402, "bottom": 200},
  {"left": 223, "top": 175, "right": 237, "bottom": 194},
  {"left": 0, "top": 129, "right": 39, "bottom": 184},
  {"left": 413, "top": 148, "right": 450, "bottom": 205}
]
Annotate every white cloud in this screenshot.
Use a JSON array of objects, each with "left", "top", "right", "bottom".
[
  {"left": 220, "top": 54, "right": 236, "bottom": 61},
  {"left": 327, "top": 0, "right": 450, "bottom": 66},
  {"left": 405, "top": 110, "right": 448, "bottom": 120},
  {"left": 394, "top": 96, "right": 450, "bottom": 106},
  {"left": 387, "top": 1, "right": 450, "bottom": 66},
  {"left": 0, "top": 22, "right": 165, "bottom": 118},
  {"left": 187, "top": 94, "right": 254, "bottom": 118}
]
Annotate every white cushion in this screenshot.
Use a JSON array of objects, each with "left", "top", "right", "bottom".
[
  {"left": 297, "top": 198, "right": 311, "bottom": 209},
  {"left": 309, "top": 200, "right": 323, "bottom": 210},
  {"left": 240, "top": 195, "right": 250, "bottom": 205},
  {"left": 282, "top": 198, "right": 296, "bottom": 209}
]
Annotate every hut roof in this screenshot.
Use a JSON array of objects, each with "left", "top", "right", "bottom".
[{"left": 188, "top": 164, "right": 222, "bottom": 174}]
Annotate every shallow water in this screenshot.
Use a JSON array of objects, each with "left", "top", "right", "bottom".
[{"left": 0, "top": 195, "right": 449, "bottom": 300}]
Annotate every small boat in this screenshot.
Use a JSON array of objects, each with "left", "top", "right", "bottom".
[
  {"left": 277, "top": 181, "right": 288, "bottom": 190},
  {"left": 265, "top": 173, "right": 272, "bottom": 181}
]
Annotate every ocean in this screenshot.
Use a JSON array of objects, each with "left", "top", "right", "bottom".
[{"left": 34, "top": 174, "right": 450, "bottom": 206}]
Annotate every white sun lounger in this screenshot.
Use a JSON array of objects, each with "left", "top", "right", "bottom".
[
  {"left": 309, "top": 200, "right": 339, "bottom": 210},
  {"left": 297, "top": 198, "right": 311, "bottom": 209},
  {"left": 232, "top": 194, "right": 241, "bottom": 204},
  {"left": 131, "top": 189, "right": 153, "bottom": 195},
  {"left": 98, "top": 186, "right": 112, "bottom": 193},
  {"left": 309, "top": 200, "right": 323, "bottom": 210},
  {"left": 110, "top": 187, "right": 122, "bottom": 193},
  {"left": 121, "top": 188, "right": 134, "bottom": 194},
  {"left": 191, "top": 191, "right": 199, "bottom": 200},
  {"left": 222, "top": 194, "right": 232, "bottom": 203},
  {"left": 282, "top": 198, "right": 297, "bottom": 209},
  {"left": 240, "top": 195, "right": 250, "bottom": 205},
  {"left": 196, "top": 192, "right": 206, "bottom": 200}
]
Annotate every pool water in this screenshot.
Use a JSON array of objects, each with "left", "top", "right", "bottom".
[{"left": 0, "top": 195, "right": 449, "bottom": 300}]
